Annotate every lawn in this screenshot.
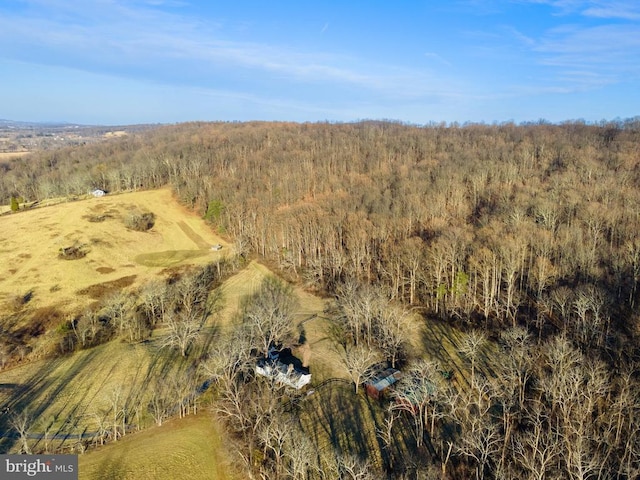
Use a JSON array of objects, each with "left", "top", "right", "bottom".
[
  {"left": 296, "top": 380, "right": 430, "bottom": 473},
  {"left": 78, "top": 413, "right": 237, "bottom": 480}
]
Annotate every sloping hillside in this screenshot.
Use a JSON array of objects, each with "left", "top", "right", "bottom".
[{"left": 0, "top": 188, "right": 232, "bottom": 313}]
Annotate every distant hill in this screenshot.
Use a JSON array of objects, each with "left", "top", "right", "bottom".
[{"left": 0, "top": 119, "right": 85, "bottom": 129}]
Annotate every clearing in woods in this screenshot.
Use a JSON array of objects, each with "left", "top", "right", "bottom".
[{"left": 0, "top": 188, "right": 232, "bottom": 313}]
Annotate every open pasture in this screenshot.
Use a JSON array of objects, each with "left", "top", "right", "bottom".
[{"left": 0, "top": 188, "right": 232, "bottom": 313}]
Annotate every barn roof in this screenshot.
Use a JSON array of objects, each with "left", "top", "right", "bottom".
[{"left": 366, "top": 368, "right": 402, "bottom": 392}]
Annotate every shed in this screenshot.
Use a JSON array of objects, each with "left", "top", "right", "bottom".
[
  {"left": 365, "top": 368, "right": 402, "bottom": 400},
  {"left": 91, "top": 189, "right": 106, "bottom": 197}
]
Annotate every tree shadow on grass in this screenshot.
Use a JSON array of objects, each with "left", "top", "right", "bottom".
[
  {"left": 298, "top": 381, "right": 435, "bottom": 475},
  {"left": 421, "top": 315, "right": 502, "bottom": 394},
  {"left": 0, "top": 349, "right": 100, "bottom": 453},
  {"left": 125, "top": 324, "right": 220, "bottom": 422},
  {"left": 420, "top": 318, "right": 469, "bottom": 385}
]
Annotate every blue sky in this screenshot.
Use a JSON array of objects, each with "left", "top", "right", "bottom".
[{"left": 0, "top": 0, "right": 638, "bottom": 125}]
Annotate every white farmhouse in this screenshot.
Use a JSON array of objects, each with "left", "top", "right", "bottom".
[{"left": 255, "top": 348, "right": 311, "bottom": 389}]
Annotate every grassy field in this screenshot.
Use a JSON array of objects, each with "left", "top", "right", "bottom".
[
  {"left": 0, "top": 333, "right": 209, "bottom": 452},
  {"left": 0, "top": 188, "right": 232, "bottom": 312},
  {"left": 78, "top": 413, "right": 236, "bottom": 480}
]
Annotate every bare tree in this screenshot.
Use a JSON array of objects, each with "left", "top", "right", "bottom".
[
  {"left": 147, "top": 378, "right": 172, "bottom": 426},
  {"left": 106, "top": 386, "right": 126, "bottom": 441},
  {"left": 375, "top": 303, "right": 411, "bottom": 368},
  {"left": 512, "top": 401, "right": 559, "bottom": 480},
  {"left": 456, "top": 419, "right": 502, "bottom": 480},
  {"left": 257, "top": 414, "right": 290, "bottom": 478},
  {"left": 572, "top": 284, "right": 608, "bottom": 349},
  {"left": 391, "top": 359, "right": 441, "bottom": 448},
  {"left": 170, "top": 367, "right": 201, "bottom": 418},
  {"left": 550, "top": 286, "right": 574, "bottom": 323},
  {"left": 284, "top": 426, "right": 321, "bottom": 480},
  {"left": 500, "top": 326, "right": 534, "bottom": 407},
  {"left": 335, "top": 279, "right": 382, "bottom": 347},
  {"left": 459, "top": 330, "right": 487, "bottom": 382},
  {"left": 101, "top": 291, "right": 133, "bottom": 339},
  {"left": 0, "top": 341, "right": 10, "bottom": 369},
  {"left": 72, "top": 309, "right": 102, "bottom": 348},
  {"left": 499, "top": 236, "right": 526, "bottom": 326},
  {"left": 204, "top": 328, "right": 256, "bottom": 434},
  {"left": 539, "top": 336, "right": 611, "bottom": 480},
  {"left": 9, "top": 410, "right": 33, "bottom": 454},
  {"left": 242, "top": 276, "right": 298, "bottom": 358},
  {"left": 36, "top": 415, "right": 56, "bottom": 454},
  {"left": 88, "top": 410, "right": 110, "bottom": 447},
  {"left": 340, "top": 343, "right": 381, "bottom": 394},
  {"left": 162, "top": 311, "right": 203, "bottom": 357},
  {"left": 333, "top": 454, "right": 376, "bottom": 480},
  {"left": 442, "top": 373, "right": 501, "bottom": 480},
  {"left": 140, "top": 280, "right": 171, "bottom": 327},
  {"left": 376, "top": 407, "right": 399, "bottom": 471}
]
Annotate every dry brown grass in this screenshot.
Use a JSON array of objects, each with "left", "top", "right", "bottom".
[
  {"left": 103, "top": 131, "right": 127, "bottom": 138},
  {"left": 0, "top": 258, "right": 332, "bottom": 451},
  {"left": 0, "top": 188, "right": 233, "bottom": 314},
  {"left": 0, "top": 186, "right": 485, "bottom": 471},
  {"left": 297, "top": 380, "right": 425, "bottom": 472},
  {"left": 0, "top": 152, "right": 30, "bottom": 159}
]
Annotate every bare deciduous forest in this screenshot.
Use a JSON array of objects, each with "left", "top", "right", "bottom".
[{"left": 2, "top": 120, "right": 640, "bottom": 479}]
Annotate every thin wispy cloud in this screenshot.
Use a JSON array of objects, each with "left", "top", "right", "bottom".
[
  {"left": 521, "top": 0, "right": 640, "bottom": 19},
  {"left": 424, "top": 52, "right": 453, "bottom": 67},
  {"left": 0, "top": 0, "right": 456, "bottom": 101},
  {"left": 583, "top": 3, "right": 640, "bottom": 20},
  {"left": 502, "top": 26, "right": 536, "bottom": 47},
  {"left": 492, "top": 1, "right": 640, "bottom": 93},
  {"left": 537, "top": 24, "right": 640, "bottom": 87}
]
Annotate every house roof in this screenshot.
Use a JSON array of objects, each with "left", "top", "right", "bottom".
[{"left": 255, "top": 349, "right": 311, "bottom": 389}]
